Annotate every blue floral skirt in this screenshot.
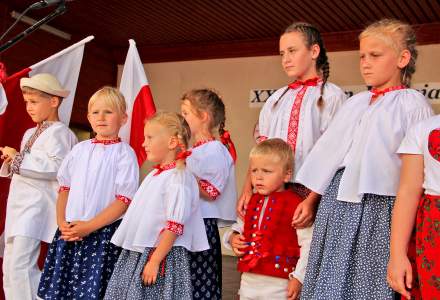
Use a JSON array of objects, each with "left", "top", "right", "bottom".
[
  {"left": 104, "top": 246, "right": 192, "bottom": 300},
  {"left": 37, "top": 220, "right": 122, "bottom": 299},
  {"left": 189, "top": 218, "right": 222, "bottom": 300},
  {"left": 301, "top": 169, "right": 396, "bottom": 300}
]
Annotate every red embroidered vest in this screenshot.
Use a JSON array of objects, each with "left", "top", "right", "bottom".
[{"left": 237, "top": 189, "right": 302, "bottom": 279}]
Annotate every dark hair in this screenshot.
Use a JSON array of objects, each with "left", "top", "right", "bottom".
[
  {"left": 283, "top": 22, "right": 329, "bottom": 108},
  {"left": 181, "top": 88, "right": 226, "bottom": 137}
]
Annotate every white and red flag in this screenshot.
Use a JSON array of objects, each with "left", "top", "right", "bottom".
[{"left": 119, "top": 39, "right": 156, "bottom": 166}]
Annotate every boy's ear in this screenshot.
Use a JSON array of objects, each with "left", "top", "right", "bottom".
[
  {"left": 284, "top": 168, "right": 293, "bottom": 182},
  {"left": 49, "top": 96, "right": 61, "bottom": 108},
  {"left": 120, "top": 113, "right": 128, "bottom": 126}
]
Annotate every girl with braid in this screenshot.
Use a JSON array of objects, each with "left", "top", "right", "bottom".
[
  {"left": 180, "top": 89, "right": 237, "bottom": 299},
  {"left": 296, "top": 19, "right": 433, "bottom": 299},
  {"left": 237, "top": 22, "right": 347, "bottom": 229}
]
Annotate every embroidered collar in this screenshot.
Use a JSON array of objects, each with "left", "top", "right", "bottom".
[
  {"left": 153, "top": 161, "right": 176, "bottom": 176},
  {"left": 91, "top": 137, "right": 121, "bottom": 145},
  {"left": 370, "top": 85, "right": 406, "bottom": 100},
  {"left": 193, "top": 137, "right": 215, "bottom": 148},
  {"left": 288, "top": 77, "right": 320, "bottom": 90}
]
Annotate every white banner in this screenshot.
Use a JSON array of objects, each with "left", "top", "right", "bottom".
[{"left": 249, "top": 82, "right": 440, "bottom": 108}]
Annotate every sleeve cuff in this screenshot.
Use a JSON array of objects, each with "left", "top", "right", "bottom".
[
  {"left": 165, "top": 220, "right": 184, "bottom": 236},
  {"left": 58, "top": 186, "right": 70, "bottom": 193},
  {"left": 199, "top": 179, "right": 221, "bottom": 200},
  {"left": 10, "top": 153, "right": 23, "bottom": 175},
  {"left": 116, "top": 194, "right": 132, "bottom": 205}
]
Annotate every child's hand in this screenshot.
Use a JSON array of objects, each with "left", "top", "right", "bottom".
[
  {"left": 292, "top": 200, "right": 316, "bottom": 229},
  {"left": 58, "top": 220, "right": 72, "bottom": 234},
  {"left": 142, "top": 260, "right": 160, "bottom": 285},
  {"left": 230, "top": 233, "right": 247, "bottom": 257},
  {"left": 61, "top": 221, "right": 93, "bottom": 241},
  {"left": 237, "top": 188, "right": 252, "bottom": 219},
  {"left": 387, "top": 254, "right": 413, "bottom": 300},
  {"left": 0, "top": 146, "right": 17, "bottom": 163},
  {"left": 287, "top": 277, "right": 302, "bottom": 300}
]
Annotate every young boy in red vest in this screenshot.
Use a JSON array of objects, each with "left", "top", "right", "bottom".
[{"left": 224, "top": 138, "right": 313, "bottom": 300}]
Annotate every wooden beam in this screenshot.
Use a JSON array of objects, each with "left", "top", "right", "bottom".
[{"left": 112, "top": 22, "right": 440, "bottom": 64}]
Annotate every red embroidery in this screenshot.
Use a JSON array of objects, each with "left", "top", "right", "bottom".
[
  {"left": 58, "top": 186, "right": 70, "bottom": 193},
  {"left": 370, "top": 85, "right": 406, "bottom": 102},
  {"left": 286, "top": 86, "right": 308, "bottom": 153},
  {"left": 91, "top": 137, "right": 121, "bottom": 145},
  {"left": 165, "top": 220, "right": 184, "bottom": 236},
  {"left": 153, "top": 161, "right": 176, "bottom": 176},
  {"left": 193, "top": 137, "right": 215, "bottom": 148},
  {"left": 199, "top": 179, "right": 220, "bottom": 200},
  {"left": 428, "top": 129, "right": 440, "bottom": 162},
  {"left": 116, "top": 194, "right": 132, "bottom": 205},
  {"left": 415, "top": 194, "right": 440, "bottom": 299}
]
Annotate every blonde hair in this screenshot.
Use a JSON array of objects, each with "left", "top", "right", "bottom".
[
  {"left": 249, "top": 138, "right": 293, "bottom": 172},
  {"left": 359, "top": 19, "right": 417, "bottom": 87},
  {"left": 181, "top": 88, "right": 227, "bottom": 136},
  {"left": 146, "top": 111, "right": 191, "bottom": 168},
  {"left": 88, "top": 86, "right": 127, "bottom": 115}
]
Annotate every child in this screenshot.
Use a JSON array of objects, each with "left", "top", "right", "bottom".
[
  {"left": 37, "top": 86, "right": 139, "bottom": 299},
  {"left": 295, "top": 19, "right": 433, "bottom": 299},
  {"left": 180, "top": 89, "right": 237, "bottom": 299},
  {"left": 237, "top": 22, "right": 347, "bottom": 228},
  {"left": 0, "top": 73, "right": 77, "bottom": 300},
  {"left": 104, "top": 112, "right": 209, "bottom": 300},
  {"left": 387, "top": 115, "right": 440, "bottom": 299},
  {"left": 223, "top": 138, "right": 312, "bottom": 300}
]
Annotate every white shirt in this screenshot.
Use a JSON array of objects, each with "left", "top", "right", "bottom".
[
  {"left": 222, "top": 213, "right": 313, "bottom": 283},
  {"left": 186, "top": 140, "right": 237, "bottom": 225},
  {"left": 398, "top": 115, "right": 440, "bottom": 195},
  {"left": 258, "top": 82, "right": 347, "bottom": 177},
  {"left": 0, "top": 122, "right": 77, "bottom": 242},
  {"left": 296, "top": 89, "right": 433, "bottom": 202},
  {"left": 111, "top": 166, "right": 209, "bottom": 253},
  {"left": 58, "top": 139, "right": 139, "bottom": 221}
]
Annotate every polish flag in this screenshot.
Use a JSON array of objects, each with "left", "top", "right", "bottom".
[
  {"left": 119, "top": 39, "right": 156, "bottom": 166},
  {"left": 0, "top": 36, "right": 93, "bottom": 297}
]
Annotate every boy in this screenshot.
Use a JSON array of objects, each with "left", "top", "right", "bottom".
[
  {"left": 223, "top": 138, "right": 313, "bottom": 300},
  {"left": 0, "top": 73, "right": 77, "bottom": 299}
]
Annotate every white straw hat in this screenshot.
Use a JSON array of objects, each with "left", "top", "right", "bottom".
[{"left": 20, "top": 73, "right": 70, "bottom": 98}]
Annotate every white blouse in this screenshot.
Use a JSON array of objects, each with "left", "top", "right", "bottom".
[
  {"left": 258, "top": 82, "right": 347, "bottom": 177},
  {"left": 0, "top": 122, "right": 77, "bottom": 242},
  {"left": 58, "top": 139, "right": 139, "bottom": 221},
  {"left": 186, "top": 140, "right": 237, "bottom": 225},
  {"left": 296, "top": 89, "right": 433, "bottom": 203},
  {"left": 398, "top": 115, "right": 440, "bottom": 195},
  {"left": 111, "top": 166, "right": 209, "bottom": 253}
]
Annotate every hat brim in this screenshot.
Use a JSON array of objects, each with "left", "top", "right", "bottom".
[{"left": 20, "top": 77, "right": 70, "bottom": 98}]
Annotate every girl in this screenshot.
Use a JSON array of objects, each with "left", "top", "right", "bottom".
[
  {"left": 388, "top": 115, "right": 440, "bottom": 299},
  {"left": 37, "top": 86, "right": 139, "bottom": 299},
  {"left": 180, "top": 89, "right": 237, "bottom": 299},
  {"left": 104, "top": 112, "right": 209, "bottom": 300},
  {"left": 295, "top": 19, "right": 433, "bottom": 299},
  {"left": 237, "top": 22, "right": 347, "bottom": 228}
]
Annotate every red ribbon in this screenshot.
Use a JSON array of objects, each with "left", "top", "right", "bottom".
[
  {"left": 153, "top": 161, "right": 176, "bottom": 176},
  {"left": 220, "top": 130, "right": 237, "bottom": 163},
  {"left": 0, "top": 62, "right": 7, "bottom": 84},
  {"left": 176, "top": 150, "right": 192, "bottom": 161},
  {"left": 370, "top": 85, "right": 406, "bottom": 100},
  {"left": 288, "top": 77, "right": 320, "bottom": 90}
]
